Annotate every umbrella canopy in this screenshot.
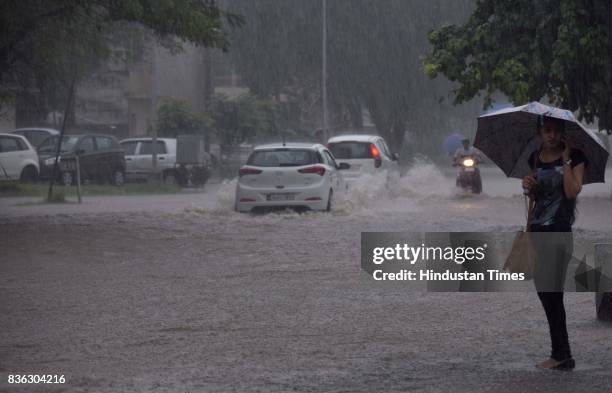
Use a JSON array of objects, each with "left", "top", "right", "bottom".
[
  {"left": 443, "top": 132, "right": 466, "bottom": 155},
  {"left": 475, "top": 102, "right": 609, "bottom": 184},
  {"left": 481, "top": 102, "right": 513, "bottom": 116}
]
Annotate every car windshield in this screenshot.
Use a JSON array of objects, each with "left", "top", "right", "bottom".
[
  {"left": 328, "top": 142, "right": 373, "bottom": 159},
  {"left": 247, "top": 149, "right": 319, "bottom": 167},
  {"left": 38, "top": 136, "right": 79, "bottom": 154}
]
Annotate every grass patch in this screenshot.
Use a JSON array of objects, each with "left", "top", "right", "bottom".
[{"left": 0, "top": 181, "right": 182, "bottom": 198}]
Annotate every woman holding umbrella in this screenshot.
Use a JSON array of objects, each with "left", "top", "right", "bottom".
[
  {"left": 522, "top": 116, "right": 587, "bottom": 370},
  {"left": 476, "top": 102, "right": 608, "bottom": 371}
]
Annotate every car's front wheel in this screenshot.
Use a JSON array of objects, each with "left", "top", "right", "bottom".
[{"left": 19, "top": 165, "right": 38, "bottom": 183}]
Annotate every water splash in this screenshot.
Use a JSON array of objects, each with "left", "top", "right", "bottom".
[
  {"left": 214, "top": 178, "right": 239, "bottom": 211},
  {"left": 191, "top": 161, "right": 506, "bottom": 218},
  {"left": 396, "top": 162, "right": 454, "bottom": 199},
  {"left": 334, "top": 161, "right": 457, "bottom": 214}
]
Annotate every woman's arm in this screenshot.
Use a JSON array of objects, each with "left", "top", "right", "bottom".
[
  {"left": 563, "top": 163, "right": 584, "bottom": 199},
  {"left": 561, "top": 144, "right": 584, "bottom": 199},
  {"left": 523, "top": 175, "right": 537, "bottom": 230}
]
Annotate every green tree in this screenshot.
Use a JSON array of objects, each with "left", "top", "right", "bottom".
[
  {"left": 208, "top": 93, "right": 284, "bottom": 151},
  {"left": 424, "top": 0, "right": 612, "bottom": 131},
  {"left": 158, "top": 93, "right": 296, "bottom": 150},
  {"left": 0, "top": 0, "right": 243, "bottom": 124},
  {"left": 156, "top": 98, "right": 208, "bottom": 138}
]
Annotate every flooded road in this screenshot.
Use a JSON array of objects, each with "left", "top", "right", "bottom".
[
  {"left": 1, "top": 163, "right": 611, "bottom": 229},
  {"left": 1, "top": 163, "right": 611, "bottom": 392}
]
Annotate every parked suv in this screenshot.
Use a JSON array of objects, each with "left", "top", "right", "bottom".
[
  {"left": 326, "top": 134, "right": 399, "bottom": 182},
  {"left": 120, "top": 137, "right": 210, "bottom": 186},
  {"left": 0, "top": 133, "right": 39, "bottom": 182},
  {"left": 37, "top": 134, "right": 126, "bottom": 185}
]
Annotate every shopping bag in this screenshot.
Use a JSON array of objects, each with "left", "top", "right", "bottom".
[
  {"left": 503, "top": 230, "right": 536, "bottom": 280},
  {"left": 504, "top": 157, "right": 538, "bottom": 280}
]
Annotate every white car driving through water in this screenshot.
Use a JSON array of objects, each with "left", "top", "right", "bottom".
[
  {"left": 326, "top": 134, "right": 399, "bottom": 183},
  {"left": 235, "top": 143, "right": 350, "bottom": 212}
]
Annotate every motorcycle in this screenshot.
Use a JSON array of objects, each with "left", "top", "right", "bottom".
[{"left": 454, "top": 155, "right": 482, "bottom": 194}]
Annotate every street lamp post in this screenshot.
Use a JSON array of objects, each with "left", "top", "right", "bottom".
[
  {"left": 322, "top": 0, "right": 329, "bottom": 142},
  {"left": 150, "top": 43, "right": 158, "bottom": 183}
]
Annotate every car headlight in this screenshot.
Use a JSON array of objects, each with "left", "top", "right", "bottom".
[{"left": 44, "top": 157, "right": 60, "bottom": 166}]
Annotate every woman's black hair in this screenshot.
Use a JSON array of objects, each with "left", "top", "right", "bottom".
[{"left": 537, "top": 115, "right": 566, "bottom": 134}]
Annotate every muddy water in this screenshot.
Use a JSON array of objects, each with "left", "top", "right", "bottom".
[{"left": 1, "top": 164, "right": 611, "bottom": 392}]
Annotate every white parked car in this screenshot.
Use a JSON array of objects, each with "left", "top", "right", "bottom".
[
  {"left": 235, "top": 143, "right": 350, "bottom": 212},
  {"left": 326, "top": 134, "right": 399, "bottom": 182},
  {"left": 120, "top": 137, "right": 211, "bottom": 186},
  {"left": 120, "top": 138, "right": 178, "bottom": 183},
  {"left": 0, "top": 133, "right": 39, "bottom": 182}
]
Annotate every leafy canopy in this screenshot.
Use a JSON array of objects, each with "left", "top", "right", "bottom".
[
  {"left": 156, "top": 98, "right": 209, "bottom": 138},
  {"left": 209, "top": 93, "right": 283, "bottom": 148},
  {"left": 0, "top": 0, "right": 243, "bottom": 116},
  {"left": 425, "top": 0, "right": 612, "bottom": 129}
]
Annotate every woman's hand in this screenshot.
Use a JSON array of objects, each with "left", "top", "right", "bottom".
[
  {"left": 559, "top": 137, "right": 584, "bottom": 199},
  {"left": 522, "top": 175, "right": 536, "bottom": 191},
  {"left": 561, "top": 137, "right": 571, "bottom": 162}
]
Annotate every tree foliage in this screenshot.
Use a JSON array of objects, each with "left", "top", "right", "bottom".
[
  {"left": 208, "top": 93, "right": 286, "bottom": 149},
  {"left": 157, "top": 93, "right": 299, "bottom": 149},
  {"left": 424, "top": 0, "right": 612, "bottom": 130},
  {"left": 0, "top": 0, "right": 243, "bottom": 123},
  {"left": 156, "top": 97, "right": 208, "bottom": 138}
]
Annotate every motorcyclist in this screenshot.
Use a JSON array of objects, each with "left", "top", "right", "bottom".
[
  {"left": 453, "top": 138, "right": 482, "bottom": 165},
  {"left": 453, "top": 138, "right": 482, "bottom": 193}
]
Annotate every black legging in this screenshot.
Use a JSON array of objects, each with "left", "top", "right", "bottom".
[
  {"left": 530, "top": 223, "right": 573, "bottom": 361},
  {"left": 537, "top": 292, "right": 571, "bottom": 360}
]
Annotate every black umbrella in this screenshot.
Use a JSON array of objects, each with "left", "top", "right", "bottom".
[{"left": 475, "top": 102, "right": 608, "bottom": 184}]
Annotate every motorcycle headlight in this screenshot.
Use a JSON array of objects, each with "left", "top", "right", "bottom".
[
  {"left": 44, "top": 157, "right": 60, "bottom": 166},
  {"left": 462, "top": 158, "right": 474, "bottom": 167}
]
